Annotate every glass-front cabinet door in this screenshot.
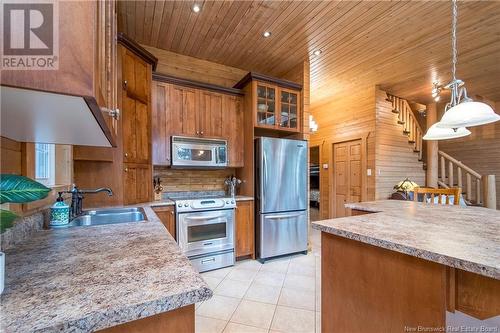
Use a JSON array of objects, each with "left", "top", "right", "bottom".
[
  {"left": 256, "top": 84, "right": 276, "bottom": 126},
  {"left": 279, "top": 89, "right": 299, "bottom": 130}
]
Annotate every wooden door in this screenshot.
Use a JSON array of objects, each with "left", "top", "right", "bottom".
[
  {"left": 199, "top": 91, "right": 223, "bottom": 137},
  {"left": 333, "top": 139, "right": 363, "bottom": 218},
  {"left": 123, "top": 163, "right": 152, "bottom": 205},
  {"left": 235, "top": 200, "right": 255, "bottom": 259},
  {"left": 222, "top": 95, "right": 244, "bottom": 167},
  {"left": 153, "top": 206, "right": 176, "bottom": 239}
]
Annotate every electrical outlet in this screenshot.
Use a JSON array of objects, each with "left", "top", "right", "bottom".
[{"left": 323, "top": 163, "right": 329, "bottom": 169}]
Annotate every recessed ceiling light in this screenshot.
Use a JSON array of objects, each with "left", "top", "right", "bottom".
[
  {"left": 313, "top": 50, "right": 322, "bottom": 56},
  {"left": 192, "top": 4, "right": 201, "bottom": 13},
  {"left": 262, "top": 31, "right": 271, "bottom": 38}
]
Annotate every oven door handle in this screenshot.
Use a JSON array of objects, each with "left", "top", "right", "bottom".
[{"left": 185, "top": 214, "right": 227, "bottom": 221}]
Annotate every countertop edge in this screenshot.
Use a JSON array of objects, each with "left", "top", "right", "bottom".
[{"left": 311, "top": 222, "right": 499, "bottom": 280}]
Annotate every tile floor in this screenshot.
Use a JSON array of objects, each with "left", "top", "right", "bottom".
[{"left": 195, "top": 225, "right": 322, "bottom": 333}]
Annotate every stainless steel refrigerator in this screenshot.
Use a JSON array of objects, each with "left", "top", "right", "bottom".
[{"left": 255, "top": 137, "right": 308, "bottom": 262}]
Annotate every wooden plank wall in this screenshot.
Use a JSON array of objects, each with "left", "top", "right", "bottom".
[
  {"left": 1, "top": 137, "right": 22, "bottom": 175},
  {"left": 142, "top": 45, "right": 247, "bottom": 88},
  {"left": 309, "top": 88, "right": 376, "bottom": 219},
  {"left": 154, "top": 168, "right": 235, "bottom": 193},
  {"left": 375, "top": 88, "right": 425, "bottom": 199},
  {"left": 438, "top": 100, "right": 500, "bottom": 209}
]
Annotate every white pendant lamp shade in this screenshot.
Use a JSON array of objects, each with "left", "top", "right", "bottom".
[
  {"left": 423, "top": 123, "right": 471, "bottom": 141},
  {"left": 436, "top": 101, "right": 500, "bottom": 129}
]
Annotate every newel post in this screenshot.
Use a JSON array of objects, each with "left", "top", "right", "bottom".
[
  {"left": 482, "top": 175, "right": 497, "bottom": 209},
  {"left": 426, "top": 103, "right": 438, "bottom": 187}
]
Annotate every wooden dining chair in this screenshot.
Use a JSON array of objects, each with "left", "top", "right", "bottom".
[{"left": 412, "top": 187, "right": 462, "bottom": 205}]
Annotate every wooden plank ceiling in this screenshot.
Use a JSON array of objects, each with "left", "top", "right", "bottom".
[{"left": 118, "top": 1, "right": 500, "bottom": 106}]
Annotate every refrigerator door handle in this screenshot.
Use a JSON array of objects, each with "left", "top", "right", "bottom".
[{"left": 265, "top": 213, "right": 305, "bottom": 220}]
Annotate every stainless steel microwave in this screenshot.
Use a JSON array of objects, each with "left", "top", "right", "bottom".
[{"left": 171, "top": 136, "right": 228, "bottom": 168}]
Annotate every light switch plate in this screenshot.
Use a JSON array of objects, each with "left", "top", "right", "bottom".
[
  {"left": 323, "top": 163, "right": 329, "bottom": 169},
  {"left": 367, "top": 168, "right": 372, "bottom": 176}
]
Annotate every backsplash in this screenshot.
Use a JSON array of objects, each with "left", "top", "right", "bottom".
[{"left": 153, "top": 167, "right": 236, "bottom": 193}]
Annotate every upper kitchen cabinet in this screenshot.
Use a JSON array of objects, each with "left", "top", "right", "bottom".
[
  {"left": 0, "top": 1, "right": 118, "bottom": 146},
  {"left": 152, "top": 73, "right": 244, "bottom": 167},
  {"left": 234, "top": 72, "right": 303, "bottom": 133}
]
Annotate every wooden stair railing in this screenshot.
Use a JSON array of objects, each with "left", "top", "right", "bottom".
[
  {"left": 386, "top": 94, "right": 424, "bottom": 161},
  {"left": 438, "top": 150, "right": 497, "bottom": 209}
]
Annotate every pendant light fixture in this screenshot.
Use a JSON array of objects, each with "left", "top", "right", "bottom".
[{"left": 424, "top": 0, "right": 499, "bottom": 140}]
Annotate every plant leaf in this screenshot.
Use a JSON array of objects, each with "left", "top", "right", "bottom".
[
  {"left": 0, "top": 209, "right": 18, "bottom": 233},
  {"left": 0, "top": 174, "right": 51, "bottom": 204}
]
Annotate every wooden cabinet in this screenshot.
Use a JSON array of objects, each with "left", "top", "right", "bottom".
[
  {"left": 234, "top": 73, "right": 303, "bottom": 133},
  {"left": 123, "top": 164, "right": 152, "bottom": 205},
  {"left": 235, "top": 200, "right": 255, "bottom": 259},
  {"left": 152, "top": 77, "right": 244, "bottom": 168},
  {"left": 222, "top": 95, "right": 244, "bottom": 167},
  {"left": 73, "top": 35, "right": 158, "bottom": 209},
  {"left": 152, "top": 206, "right": 176, "bottom": 239}
]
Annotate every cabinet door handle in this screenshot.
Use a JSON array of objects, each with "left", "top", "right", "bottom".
[
  {"left": 123, "top": 80, "right": 128, "bottom": 89},
  {"left": 102, "top": 107, "right": 120, "bottom": 120},
  {"left": 124, "top": 152, "right": 129, "bottom": 158},
  {"left": 200, "top": 131, "right": 204, "bottom": 135},
  {"left": 170, "top": 211, "right": 174, "bottom": 216},
  {"left": 124, "top": 167, "right": 129, "bottom": 172},
  {"left": 196, "top": 131, "right": 199, "bottom": 135}
]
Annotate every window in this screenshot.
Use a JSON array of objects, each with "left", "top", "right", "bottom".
[{"left": 35, "top": 143, "right": 55, "bottom": 186}]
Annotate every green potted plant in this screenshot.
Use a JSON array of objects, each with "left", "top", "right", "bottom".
[{"left": 0, "top": 174, "right": 50, "bottom": 294}]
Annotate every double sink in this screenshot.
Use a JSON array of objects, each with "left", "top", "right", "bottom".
[{"left": 53, "top": 207, "right": 146, "bottom": 228}]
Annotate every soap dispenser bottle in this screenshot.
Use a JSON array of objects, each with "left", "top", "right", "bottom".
[{"left": 50, "top": 192, "right": 70, "bottom": 226}]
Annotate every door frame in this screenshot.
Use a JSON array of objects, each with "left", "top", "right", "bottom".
[{"left": 331, "top": 135, "right": 368, "bottom": 218}]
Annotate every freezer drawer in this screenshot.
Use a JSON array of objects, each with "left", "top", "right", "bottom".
[{"left": 258, "top": 210, "right": 308, "bottom": 260}]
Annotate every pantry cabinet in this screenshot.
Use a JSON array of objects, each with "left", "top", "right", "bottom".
[
  {"left": 235, "top": 200, "right": 255, "bottom": 260},
  {"left": 152, "top": 75, "right": 244, "bottom": 167}
]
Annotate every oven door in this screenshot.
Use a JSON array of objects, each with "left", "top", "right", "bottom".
[{"left": 177, "top": 209, "right": 234, "bottom": 257}]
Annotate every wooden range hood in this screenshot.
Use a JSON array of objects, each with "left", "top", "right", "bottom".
[{"left": 1, "top": 85, "right": 116, "bottom": 147}]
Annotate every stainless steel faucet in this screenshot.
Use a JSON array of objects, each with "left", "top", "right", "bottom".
[{"left": 60, "top": 185, "right": 113, "bottom": 219}]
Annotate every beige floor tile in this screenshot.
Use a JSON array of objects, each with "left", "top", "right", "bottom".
[
  {"left": 196, "top": 302, "right": 203, "bottom": 309},
  {"left": 287, "top": 262, "right": 315, "bottom": 277},
  {"left": 278, "top": 287, "right": 315, "bottom": 311},
  {"left": 230, "top": 299, "right": 276, "bottom": 329},
  {"left": 289, "top": 253, "right": 316, "bottom": 267},
  {"left": 196, "top": 315, "right": 227, "bottom": 333},
  {"left": 253, "top": 270, "right": 286, "bottom": 287},
  {"left": 283, "top": 274, "right": 315, "bottom": 292},
  {"left": 196, "top": 295, "right": 240, "bottom": 321},
  {"left": 260, "top": 258, "right": 290, "bottom": 273},
  {"left": 203, "top": 276, "right": 224, "bottom": 290},
  {"left": 315, "top": 312, "right": 321, "bottom": 333},
  {"left": 215, "top": 278, "right": 251, "bottom": 298},
  {"left": 202, "top": 266, "right": 234, "bottom": 279},
  {"left": 244, "top": 282, "right": 281, "bottom": 304},
  {"left": 226, "top": 268, "right": 258, "bottom": 283},
  {"left": 235, "top": 260, "right": 263, "bottom": 271},
  {"left": 271, "top": 306, "right": 315, "bottom": 333},
  {"left": 223, "top": 322, "right": 268, "bottom": 333}
]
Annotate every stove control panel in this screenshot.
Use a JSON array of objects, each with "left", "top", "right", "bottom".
[{"left": 174, "top": 198, "right": 236, "bottom": 212}]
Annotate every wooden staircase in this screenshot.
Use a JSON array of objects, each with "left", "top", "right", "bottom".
[
  {"left": 386, "top": 94, "right": 424, "bottom": 163},
  {"left": 387, "top": 93, "right": 496, "bottom": 208}
]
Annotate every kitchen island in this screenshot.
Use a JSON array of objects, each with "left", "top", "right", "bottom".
[
  {"left": 0, "top": 206, "right": 212, "bottom": 333},
  {"left": 312, "top": 200, "right": 500, "bottom": 333}
]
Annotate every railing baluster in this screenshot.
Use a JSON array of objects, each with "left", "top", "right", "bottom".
[
  {"left": 441, "top": 156, "right": 446, "bottom": 183},
  {"left": 457, "top": 167, "right": 463, "bottom": 192},
  {"left": 466, "top": 173, "right": 472, "bottom": 202},
  {"left": 476, "top": 179, "right": 481, "bottom": 204},
  {"left": 448, "top": 161, "right": 454, "bottom": 187}
]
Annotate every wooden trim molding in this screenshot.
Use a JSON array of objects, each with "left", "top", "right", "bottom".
[
  {"left": 233, "top": 72, "right": 302, "bottom": 90},
  {"left": 152, "top": 72, "right": 244, "bottom": 96},
  {"left": 117, "top": 33, "right": 158, "bottom": 70}
]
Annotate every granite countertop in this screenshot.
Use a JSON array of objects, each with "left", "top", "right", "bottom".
[
  {"left": 0, "top": 206, "right": 212, "bottom": 333},
  {"left": 312, "top": 200, "right": 500, "bottom": 280}
]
